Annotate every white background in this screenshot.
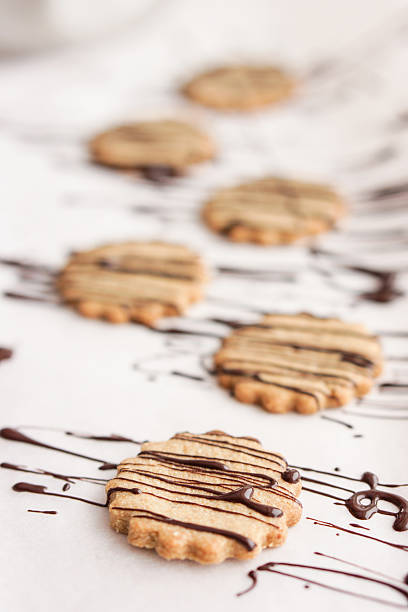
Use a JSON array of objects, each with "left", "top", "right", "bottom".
[{"left": 1, "top": 1, "right": 408, "bottom": 610}]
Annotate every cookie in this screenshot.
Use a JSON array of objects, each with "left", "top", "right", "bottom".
[
  {"left": 106, "top": 430, "right": 302, "bottom": 564},
  {"left": 182, "top": 65, "right": 295, "bottom": 111},
  {"left": 89, "top": 120, "right": 215, "bottom": 175},
  {"left": 213, "top": 313, "right": 383, "bottom": 414},
  {"left": 57, "top": 241, "right": 209, "bottom": 326},
  {"left": 203, "top": 176, "right": 347, "bottom": 245}
]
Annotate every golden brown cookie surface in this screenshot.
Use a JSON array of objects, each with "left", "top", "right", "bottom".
[
  {"left": 57, "top": 241, "right": 208, "bottom": 325},
  {"left": 203, "top": 176, "right": 347, "bottom": 245},
  {"left": 214, "top": 314, "right": 383, "bottom": 414},
  {"left": 183, "top": 65, "right": 295, "bottom": 111},
  {"left": 107, "top": 431, "right": 302, "bottom": 564},
  {"left": 90, "top": 119, "right": 215, "bottom": 171}
]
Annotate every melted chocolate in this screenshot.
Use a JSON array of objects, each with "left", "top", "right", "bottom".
[
  {"left": 379, "top": 383, "right": 408, "bottom": 392},
  {"left": 0, "top": 347, "right": 13, "bottom": 362},
  {"left": 4, "top": 292, "right": 58, "bottom": 304},
  {"left": 140, "top": 165, "right": 178, "bottom": 183},
  {"left": 98, "top": 463, "right": 118, "bottom": 471},
  {"left": 282, "top": 469, "right": 300, "bottom": 484},
  {"left": 308, "top": 517, "right": 408, "bottom": 552},
  {"left": 348, "top": 266, "right": 404, "bottom": 304},
  {"left": 65, "top": 431, "right": 144, "bottom": 444},
  {"left": 0, "top": 428, "right": 113, "bottom": 468},
  {"left": 0, "top": 461, "right": 107, "bottom": 485},
  {"left": 12, "top": 482, "right": 106, "bottom": 507},
  {"left": 349, "top": 523, "right": 370, "bottom": 530},
  {"left": 170, "top": 371, "right": 206, "bottom": 382},
  {"left": 0, "top": 258, "right": 55, "bottom": 275},
  {"left": 321, "top": 415, "right": 354, "bottom": 429},
  {"left": 239, "top": 561, "right": 408, "bottom": 607},
  {"left": 113, "top": 507, "right": 256, "bottom": 551},
  {"left": 211, "top": 486, "right": 282, "bottom": 518},
  {"left": 346, "top": 472, "right": 408, "bottom": 531},
  {"left": 123, "top": 449, "right": 286, "bottom": 516},
  {"left": 27, "top": 509, "right": 57, "bottom": 515}
]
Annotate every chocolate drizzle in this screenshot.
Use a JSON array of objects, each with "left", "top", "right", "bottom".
[
  {"left": 348, "top": 266, "right": 404, "bottom": 303},
  {"left": 282, "top": 469, "right": 300, "bottom": 484},
  {"left": 12, "top": 482, "right": 106, "bottom": 507},
  {"left": 308, "top": 517, "right": 408, "bottom": 552},
  {"left": 65, "top": 431, "right": 145, "bottom": 444},
  {"left": 346, "top": 472, "right": 408, "bottom": 531},
  {"left": 238, "top": 559, "right": 408, "bottom": 607},
  {"left": 291, "top": 465, "right": 408, "bottom": 531},
  {"left": 139, "top": 165, "right": 179, "bottom": 183},
  {"left": 0, "top": 428, "right": 115, "bottom": 468},
  {"left": 112, "top": 507, "right": 256, "bottom": 551},
  {"left": 0, "top": 347, "right": 13, "bottom": 362},
  {"left": 0, "top": 462, "right": 107, "bottom": 485}
]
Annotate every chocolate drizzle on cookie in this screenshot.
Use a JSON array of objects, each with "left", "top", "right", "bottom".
[
  {"left": 213, "top": 313, "right": 382, "bottom": 414},
  {"left": 203, "top": 176, "right": 346, "bottom": 245},
  {"left": 107, "top": 431, "right": 302, "bottom": 559},
  {"left": 57, "top": 241, "right": 208, "bottom": 326}
]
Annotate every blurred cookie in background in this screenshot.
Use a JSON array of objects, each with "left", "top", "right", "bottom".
[
  {"left": 57, "top": 241, "right": 209, "bottom": 326},
  {"left": 90, "top": 119, "right": 216, "bottom": 182},
  {"left": 183, "top": 65, "right": 295, "bottom": 111},
  {"left": 203, "top": 176, "right": 347, "bottom": 245}
]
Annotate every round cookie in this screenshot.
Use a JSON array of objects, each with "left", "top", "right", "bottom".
[
  {"left": 182, "top": 65, "right": 295, "bottom": 111},
  {"left": 213, "top": 313, "right": 383, "bottom": 414},
  {"left": 89, "top": 119, "right": 215, "bottom": 173},
  {"left": 107, "top": 430, "right": 302, "bottom": 564},
  {"left": 203, "top": 176, "right": 347, "bottom": 245},
  {"left": 57, "top": 241, "right": 209, "bottom": 326}
]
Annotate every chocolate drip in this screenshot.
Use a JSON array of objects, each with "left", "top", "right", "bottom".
[
  {"left": 0, "top": 347, "right": 13, "bottom": 362},
  {"left": 239, "top": 560, "right": 408, "bottom": 607},
  {"left": 4, "top": 292, "right": 58, "bottom": 304},
  {"left": 237, "top": 570, "right": 258, "bottom": 596},
  {"left": 212, "top": 486, "right": 282, "bottom": 518},
  {"left": 308, "top": 517, "right": 408, "bottom": 552},
  {"left": 139, "top": 165, "right": 179, "bottom": 183},
  {"left": 97, "top": 259, "right": 196, "bottom": 281},
  {"left": 0, "top": 258, "right": 55, "bottom": 275},
  {"left": 114, "top": 507, "right": 256, "bottom": 551},
  {"left": 292, "top": 464, "right": 407, "bottom": 489},
  {"left": 349, "top": 523, "right": 370, "bottom": 530},
  {"left": 0, "top": 428, "right": 112, "bottom": 467},
  {"left": 106, "top": 486, "right": 141, "bottom": 505},
  {"left": 138, "top": 451, "right": 230, "bottom": 473},
  {"left": 379, "top": 383, "right": 408, "bottom": 392},
  {"left": 12, "top": 482, "right": 106, "bottom": 507},
  {"left": 173, "top": 433, "right": 287, "bottom": 466},
  {"left": 65, "top": 431, "right": 145, "bottom": 444},
  {"left": 345, "top": 472, "right": 408, "bottom": 531},
  {"left": 98, "top": 463, "right": 118, "bottom": 471},
  {"left": 0, "top": 462, "right": 107, "bottom": 485},
  {"left": 282, "top": 469, "right": 300, "bottom": 484},
  {"left": 170, "top": 371, "right": 206, "bottom": 382},
  {"left": 137, "top": 450, "right": 281, "bottom": 489},
  {"left": 346, "top": 266, "right": 404, "bottom": 303},
  {"left": 27, "top": 509, "right": 57, "bottom": 515},
  {"left": 321, "top": 415, "right": 354, "bottom": 429}
]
